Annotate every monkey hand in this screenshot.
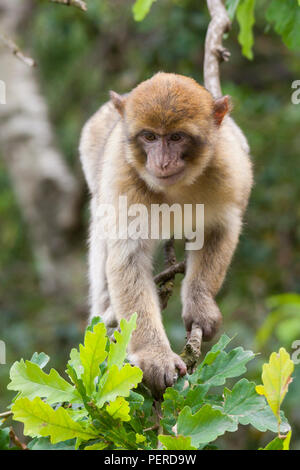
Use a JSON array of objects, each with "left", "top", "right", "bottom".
[
  {"left": 182, "top": 295, "right": 222, "bottom": 342},
  {"left": 129, "top": 346, "right": 187, "bottom": 398}
]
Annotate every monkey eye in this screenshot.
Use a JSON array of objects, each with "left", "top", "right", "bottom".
[
  {"left": 170, "top": 133, "right": 182, "bottom": 142},
  {"left": 143, "top": 132, "right": 157, "bottom": 142}
]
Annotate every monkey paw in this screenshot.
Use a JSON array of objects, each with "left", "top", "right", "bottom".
[
  {"left": 182, "top": 296, "right": 222, "bottom": 342},
  {"left": 129, "top": 347, "right": 187, "bottom": 398}
]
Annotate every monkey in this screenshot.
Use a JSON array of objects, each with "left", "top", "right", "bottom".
[{"left": 79, "top": 72, "right": 253, "bottom": 397}]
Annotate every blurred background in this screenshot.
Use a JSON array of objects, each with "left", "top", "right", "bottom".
[{"left": 0, "top": 0, "right": 299, "bottom": 450}]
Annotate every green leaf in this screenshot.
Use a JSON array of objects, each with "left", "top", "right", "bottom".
[
  {"left": 266, "top": 0, "right": 300, "bottom": 51},
  {"left": 132, "top": 0, "right": 157, "bottom": 21},
  {"left": 126, "top": 390, "right": 144, "bottom": 410},
  {"left": 256, "top": 348, "right": 294, "bottom": 421},
  {"left": 12, "top": 397, "right": 98, "bottom": 444},
  {"left": 261, "top": 436, "right": 284, "bottom": 450},
  {"left": 86, "top": 316, "right": 101, "bottom": 333},
  {"left": 161, "top": 387, "right": 185, "bottom": 434},
  {"left": 107, "top": 313, "right": 137, "bottom": 370},
  {"left": 177, "top": 404, "right": 235, "bottom": 447},
  {"left": 30, "top": 352, "right": 50, "bottom": 369},
  {"left": 96, "top": 364, "right": 143, "bottom": 408},
  {"left": 136, "top": 433, "right": 146, "bottom": 444},
  {"left": 27, "top": 437, "right": 76, "bottom": 450},
  {"left": 184, "top": 384, "right": 210, "bottom": 413},
  {"left": 283, "top": 430, "right": 292, "bottom": 450},
  {"left": 67, "top": 348, "right": 83, "bottom": 381},
  {"left": 261, "top": 431, "right": 291, "bottom": 450},
  {"left": 84, "top": 441, "right": 109, "bottom": 450},
  {"left": 8, "top": 360, "right": 80, "bottom": 404},
  {"left": 239, "top": 407, "right": 290, "bottom": 433},
  {"left": 197, "top": 347, "right": 255, "bottom": 386},
  {"left": 196, "top": 334, "right": 232, "bottom": 373},
  {"left": 0, "top": 427, "right": 10, "bottom": 450},
  {"left": 106, "top": 397, "right": 131, "bottom": 422},
  {"left": 159, "top": 435, "right": 197, "bottom": 450},
  {"left": 226, "top": 0, "right": 240, "bottom": 20},
  {"left": 79, "top": 322, "right": 108, "bottom": 395},
  {"left": 236, "top": 0, "right": 256, "bottom": 59},
  {"left": 223, "top": 379, "right": 265, "bottom": 417}
]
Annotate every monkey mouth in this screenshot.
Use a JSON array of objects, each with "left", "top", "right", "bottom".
[{"left": 154, "top": 168, "right": 185, "bottom": 185}]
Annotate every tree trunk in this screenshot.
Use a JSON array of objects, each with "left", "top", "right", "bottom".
[{"left": 0, "top": 0, "right": 81, "bottom": 294}]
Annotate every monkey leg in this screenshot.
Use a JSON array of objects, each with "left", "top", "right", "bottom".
[
  {"left": 88, "top": 204, "right": 117, "bottom": 328},
  {"left": 181, "top": 212, "right": 242, "bottom": 344}
]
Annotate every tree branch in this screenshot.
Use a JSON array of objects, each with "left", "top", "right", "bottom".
[
  {"left": 0, "top": 410, "right": 13, "bottom": 419},
  {"left": 50, "top": 0, "right": 87, "bottom": 11},
  {"left": 155, "top": 238, "right": 185, "bottom": 310},
  {"left": 204, "top": 0, "right": 231, "bottom": 97},
  {"left": 154, "top": 261, "right": 185, "bottom": 286},
  {"left": 9, "top": 427, "right": 28, "bottom": 450},
  {"left": 0, "top": 32, "right": 35, "bottom": 67}
]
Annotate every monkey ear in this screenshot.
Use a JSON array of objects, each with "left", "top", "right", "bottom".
[
  {"left": 213, "top": 95, "right": 231, "bottom": 126},
  {"left": 110, "top": 90, "right": 126, "bottom": 115}
]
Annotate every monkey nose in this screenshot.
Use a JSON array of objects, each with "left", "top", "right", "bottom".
[{"left": 161, "top": 160, "right": 170, "bottom": 170}]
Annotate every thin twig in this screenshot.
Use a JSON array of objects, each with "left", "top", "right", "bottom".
[
  {"left": 0, "top": 32, "right": 36, "bottom": 67},
  {"left": 143, "top": 424, "right": 159, "bottom": 433},
  {"left": 154, "top": 261, "right": 185, "bottom": 285},
  {"left": 163, "top": 238, "right": 177, "bottom": 267},
  {"left": 180, "top": 326, "right": 203, "bottom": 373},
  {"left": 50, "top": 0, "right": 87, "bottom": 11},
  {"left": 204, "top": 0, "right": 231, "bottom": 97},
  {"left": 9, "top": 427, "right": 28, "bottom": 450},
  {"left": 155, "top": 238, "right": 185, "bottom": 310},
  {"left": 154, "top": 400, "right": 163, "bottom": 448},
  {"left": 0, "top": 410, "right": 13, "bottom": 419}
]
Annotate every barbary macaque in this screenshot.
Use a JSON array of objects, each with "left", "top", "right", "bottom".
[{"left": 79, "top": 72, "right": 253, "bottom": 397}]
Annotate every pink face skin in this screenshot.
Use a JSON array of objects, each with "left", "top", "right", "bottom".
[{"left": 137, "top": 130, "right": 192, "bottom": 186}]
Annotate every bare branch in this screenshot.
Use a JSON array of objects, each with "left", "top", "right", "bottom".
[
  {"left": 50, "top": 0, "right": 87, "bottom": 11},
  {"left": 9, "top": 427, "right": 28, "bottom": 450},
  {"left": 155, "top": 239, "right": 185, "bottom": 310},
  {"left": 204, "top": 0, "right": 231, "bottom": 97},
  {"left": 180, "top": 326, "right": 203, "bottom": 373},
  {"left": 163, "top": 238, "right": 177, "bottom": 268},
  {"left": 0, "top": 32, "right": 35, "bottom": 67},
  {"left": 0, "top": 410, "right": 13, "bottom": 419},
  {"left": 154, "top": 261, "right": 185, "bottom": 286}
]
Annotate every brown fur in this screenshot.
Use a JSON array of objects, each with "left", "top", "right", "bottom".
[{"left": 79, "top": 72, "right": 253, "bottom": 396}]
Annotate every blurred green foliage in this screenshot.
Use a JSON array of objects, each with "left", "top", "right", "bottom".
[{"left": 0, "top": 0, "right": 299, "bottom": 449}]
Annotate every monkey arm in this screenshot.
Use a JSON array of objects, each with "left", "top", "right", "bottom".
[
  {"left": 105, "top": 238, "right": 187, "bottom": 396},
  {"left": 181, "top": 208, "right": 242, "bottom": 341},
  {"left": 106, "top": 239, "right": 169, "bottom": 351}
]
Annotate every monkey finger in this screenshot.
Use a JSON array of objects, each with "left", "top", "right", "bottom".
[
  {"left": 164, "top": 370, "right": 176, "bottom": 388},
  {"left": 175, "top": 357, "right": 187, "bottom": 377},
  {"left": 149, "top": 367, "right": 167, "bottom": 398},
  {"left": 183, "top": 316, "right": 195, "bottom": 337}
]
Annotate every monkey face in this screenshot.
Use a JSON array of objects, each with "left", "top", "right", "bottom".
[
  {"left": 127, "top": 128, "right": 214, "bottom": 192},
  {"left": 134, "top": 130, "right": 193, "bottom": 186},
  {"left": 110, "top": 72, "right": 230, "bottom": 191}
]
